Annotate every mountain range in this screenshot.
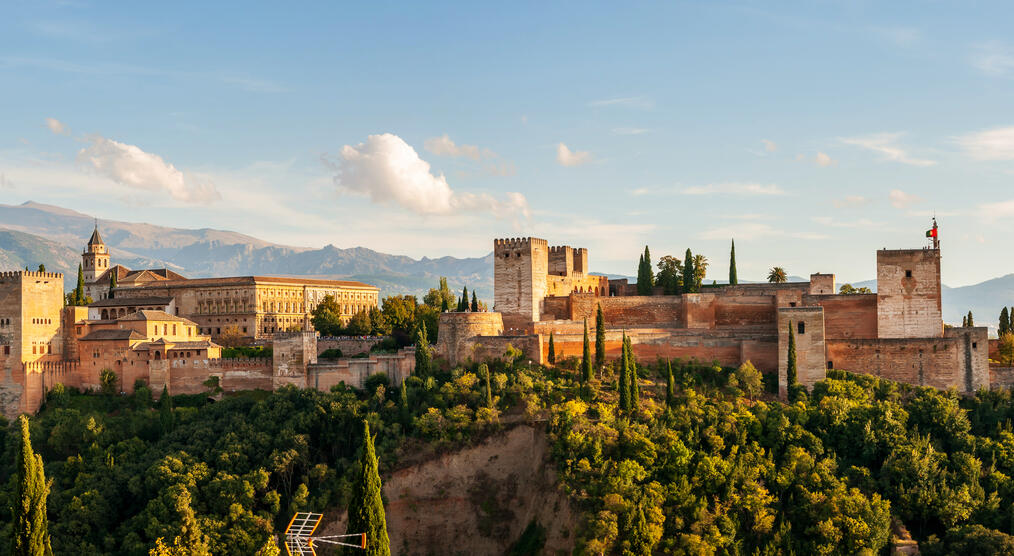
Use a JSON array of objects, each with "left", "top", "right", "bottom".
[{"left": 0, "top": 201, "right": 1011, "bottom": 331}]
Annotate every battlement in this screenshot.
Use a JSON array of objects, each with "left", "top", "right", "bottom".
[
  {"left": 494, "top": 237, "right": 548, "bottom": 252},
  {"left": 549, "top": 245, "right": 571, "bottom": 254},
  {"left": 209, "top": 357, "right": 272, "bottom": 368},
  {"left": 0, "top": 271, "right": 65, "bottom": 281}
]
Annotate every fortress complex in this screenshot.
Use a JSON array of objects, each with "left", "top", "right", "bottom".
[
  {"left": 80, "top": 225, "right": 379, "bottom": 340},
  {"left": 438, "top": 234, "right": 990, "bottom": 397},
  {"left": 0, "top": 230, "right": 408, "bottom": 418}
]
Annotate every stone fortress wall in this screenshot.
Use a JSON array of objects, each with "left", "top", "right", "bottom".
[{"left": 439, "top": 236, "right": 992, "bottom": 397}]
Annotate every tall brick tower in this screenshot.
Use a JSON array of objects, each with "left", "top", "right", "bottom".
[
  {"left": 876, "top": 246, "right": 943, "bottom": 338},
  {"left": 493, "top": 237, "right": 549, "bottom": 330},
  {"left": 82, "top": 223, "right": 110, "bottom": 283}
]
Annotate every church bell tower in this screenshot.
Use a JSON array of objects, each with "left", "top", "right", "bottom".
[{"left": 82, "top": 222, "right": 110, "bottom": 283}]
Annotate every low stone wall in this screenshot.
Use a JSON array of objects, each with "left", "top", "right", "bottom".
[
  {"left": 310, "top": 348, "right": 415, "bottom": 390},
  {"left": 990, "top": 367, "right": 1014, "bottom": 389},
  {"left": 317, "top": 336, "right": 384, "bottom": 357}
]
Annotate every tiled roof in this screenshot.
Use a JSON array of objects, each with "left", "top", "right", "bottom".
[
  {"left": 88, "top": 296, "right": 173, "bottom": 308},
  {"left": 79, "top": 329, "right": 145, "bottom": 341}
]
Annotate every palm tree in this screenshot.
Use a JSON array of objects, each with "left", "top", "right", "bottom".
[
  {"left": 768, "top": 267, "right": 787, "bottom": 284},
  {"left": 692, "top": 254, "right": 709, "bottom": 289}
]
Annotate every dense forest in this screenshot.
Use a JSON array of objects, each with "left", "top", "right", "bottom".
[{"left": 5, "top": 350, "right": 1014, "bottom": 554}]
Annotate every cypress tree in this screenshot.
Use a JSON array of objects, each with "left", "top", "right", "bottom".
[
  {"left": 665, "top": 359, "right": 675, "bottom": 407},
  {"left": 414, "top": 323, "right": 431, "bottom": 375},
  {"left": 682, "top": 249, "right": 695, "bottom": 294},
  {"left": 642, "top": 246, "right": 653, "bottom": 294},
  {"left": 108, "top": 271, "right": 117, "bottom": 299},
  {"left": 440, "top": 296, "right": 449, "bottom": 313},
  {"left": 471, "top": 292, "right": 478, "bottom": 312},
  {"left": 729, "top": 239, "right": 738, "bottom": 285},
  {"left": 962, "top": 315, "right": 968, "bottom": 327},
  {"left": 595, "top": 303, "right": 606, "bottom": 373},
  {"left": 618, "top": 333, "right": 631, "bottom": 412},
  {"left": 12, "top": 415, "right": 53, "bottom": 556},
  {"left": 967, "top": 311, "right": 974, "bottom": 327},
  {"left": 399, "top": 383, "right": 410, "bottom": 427},
  {"left": 547, "top": 333, "right": 556, "bottom": 365},
  {"left": 636, "top": 253, "right": 646, "bottom": 295},
  {"left": 786, "top": 321, "right": 798, "bottom": 399},
  {"left": 74, "top": 264, "right": 85, "bottom": 306},
  {"left": 627, "top": 335, "right": 639, "bottom": 410},
  {"left": 581, "top": 319, "right": 593, "bottom": 382},
  {"left": 346, "top": 420, "right": 391, "bottom": 556},
  {"left": 479, "top": 363, "right": 493, "bottom": 408},
  {"left": 460, "top": 286, "right": 469, "bottom": 311},
  {"left": 1000, "top": 307, "right": 1010, "bottom": 337},
  {"left": 159, "top": 385, "right": 174, "bottom": 435}
]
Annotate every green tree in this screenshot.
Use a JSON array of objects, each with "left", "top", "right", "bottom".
[
  {"left": 311, "top": 294, "right": 344, "bottom": 336},
  {"left": 11, "top": 415, "right": 53, "bottom": 556},
  {"left": 656, "top": 255, "right": 683, "bottom": 294},
  {"left": 665, "top": 359, "right": 675, "bottom": 407},
  {"left": 693, "top": 253, "right": 708, "bottom": 290},
  {"left": 346, "top": 309, "right": 372, "bottom": 336},
  {"left": 581, "top": 319, "right": 593, "bottom": 382},
  {"left": 99, "top": 368, "right": 118, "bottom": 396},
  {"left": 786, "top": 321, "right": 798, "bottom": 400},
  {"left": 729, "top": 239, "right": 738, "bottom": 285},
  {"left": 459, "top": 286, "right": 468, "bottom": 311},
  {"left": 108, "top": 271, "right": 117, "bottom": 299},
  {"left": 638, "top": 246, "right": 654, "bottom": 295},
  {"left": 424, "top": 277, "right": 455, "bottom": 311},
  {"left": 967, "top": 310, "right": 974, "bottom": 327},
  {"left": 839, "top": 283, "right": 872, "bottom": 294},
  {"left": 682, "top": 249, "right": 695, "bottom": 294},
  {"left": 768, "top": 266, "right": 787, "bottom": 284},
  {"left": 732, "top": 360, "right": 763, "bottom": 397},
  {"left": 159, "top": 385, "right": 174, "bottom": 435},
  {"left": 480, "top": 363, "right": 493, "bottom": 408},
  {"left": 548, "top": 333, "right": 556, "bottom": 365},
  {"left": 414, "top": 322, "right": 431, "bottom": 376},
  {"left": 618, "top": 333, "right": 631, "bottom": 412},
  {"left": 346, "top": 420, "right": 390, "bottom": 556},
  {"left": 1000, "top": 307, "right": 1010, "bottom": 337},
  {"left": 74, "top": 264, "right": 85, "bottom": 306},
  {"left": 37, "top": 264, "right": 45, "bottom": 272},
  {"left": 962, "top": 314, "right": 968, "bottom": 327},
  {"left": 627, "top": 335, "right": 639, "bottom": 409},
  {"left": 471, "top": 292, "right": 478, "bottom": 312},
  {"left": 595, "top": 303, "right": 606, "bottom": 373}
]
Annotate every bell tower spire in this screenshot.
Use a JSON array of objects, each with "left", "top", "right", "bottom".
[{"left": 82, "top": 220, "right": 110, "bottom": 283}]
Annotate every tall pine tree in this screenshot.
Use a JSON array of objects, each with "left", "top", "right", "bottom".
[
  {"left": 479, "top": 363, "right": 493, "bottom": 408},
  {"left": 471, "top": 291, "right": 478, "bottom": 312},
  {"left": 414, "top": 323, "right": 431, "bottom": 376},
  {"left": 636, "top": 253, "right": 646, "bottom": 295},
  {"left": 1000, "top": 307, "right": 1010, "bottom": 337},
  {"left": 347, "top": 420, "right": 390, "bottom": 556},
  {"left": 74, "top": 264, "right": 85, "bottom": 306},
  {"left": 682, "top": 249, "right": 695, "bottom": 294},
  {"left": 12, "top": 415, "right": 53, "bottom": 556},
  {"left": 459, "top": 286, "right": 469, "bottom": 311},
  {"left": 159, "top": 385, "right": 174, "bottom": 436},
  {"left": 786, "top": 321, "right": 798, "bottom": 400},
  {"left": 581, "top": 319, "right": 593, "bottom": 382},
  {"left": 595, "top": 303, "right": 606, "bottom": 373},
  {"left": 729, "top": 239, "right": 738, "bottom": 285},
  {"left": 967, "top": 310, "right": 974, "bottom": 327},
  {"left": 108, "top": 271, "right": 117, "bottom": 299},
  {"left": 627, "top": 335, "right": 639, "bottom": 409},
  {"left": 547, "top": 333, "right": 556, "bottom": 365},
  {"left": 642, "top": 246, "right": 653, "bottom": 294},
  {"left": 665, "top": 359, "right": 675, "bottom": 407}
]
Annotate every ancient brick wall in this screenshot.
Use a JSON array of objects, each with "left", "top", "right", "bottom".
[
  {"left": 877, "top": 249, "right": 943, "bottom": 338},
  {"left": 548, "top": 246, "right": 573, "bottom": 277},
  {"left": 570, "top": 295, "right": 683, "bottom": 326},
  {"left": 272, "top": 331, "right": 316, "bottom": 389},
  {"left": 991, "top": 367, "right": 1014, "bottom": 389},
  {"left": 778, "top": 307, "right": 826, "bottom": 398},
  {"left": 309, "top": 348, "right": 414, "bottom": 390},
  {"left": 714, "top": 295, "right": 777, "bottom": 328},
  {"left": 435, "top": 312, "right": 505, "bottom": 366},
  {"left": 465, "top": 335, "right": 542, "bottom": 367},
  {"left": 808, "top": 294, "right": 878, "bottom": 339},
  {"left": 809, "top": 274, "right": 835, "bottom": 295},
  {"left": 317, "top": 337, "right": 383, "bottom": 357},
  {"left": 683, "top": 294, "right": 718, "bottom": 329},
  {"left": 493, "top": 238, "right": 548, "bottom": 325}
]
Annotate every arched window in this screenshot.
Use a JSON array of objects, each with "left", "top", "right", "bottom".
[
  {"left": 101, "top": 309, "right": 109, "bottom": 320},
  {"left": 154, "top": 351, "right": 161, "bottom": 360}
]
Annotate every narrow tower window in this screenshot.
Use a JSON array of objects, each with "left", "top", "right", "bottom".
[{"left": 797, "top": 321, "right": 806, "bottom": 335}]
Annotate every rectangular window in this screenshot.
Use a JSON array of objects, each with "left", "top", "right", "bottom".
[
  {"left": 797, "top": 322, "right": 806, "bottom": 335},
  {"left": 905, "top": 270, "right": 912, "bottom": 278}
]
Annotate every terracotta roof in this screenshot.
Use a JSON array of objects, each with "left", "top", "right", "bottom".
[
  {"left": 117, "top": 310, "right": 192, "bottom": 323},
  {"left": 79, "top": 329, "right": 145, "bottom": 341},
  {"left": 135, "top": 339, "right": 219, "bottom": 350},
  {"left": 92, "top": 266, "right": 187, "bottom": 286},
  {"left": 88, "top": 296, "right": 173, "bottom": 308}
]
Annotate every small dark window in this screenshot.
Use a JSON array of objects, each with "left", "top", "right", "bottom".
[
  {"left": 827, "top": 360, "right": 833, "bottom": 369},
  {"left": 905, "top": 270, "right": 912, "bottom": 278},
  {"left": 797, "top": 322, "right": 806, "bottom": 334},
  {"left": 789, "top": 302, "right": 797, "bottom": 307},
  {"left": 973, "top": 342, "right": 978, "bottom": 349}
]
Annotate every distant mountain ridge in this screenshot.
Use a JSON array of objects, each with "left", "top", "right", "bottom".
[{"left": 0, "top": 201, "right": 1011, "bottom": 330}]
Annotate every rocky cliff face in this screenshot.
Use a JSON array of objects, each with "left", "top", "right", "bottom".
[{"left": 321, "top": 425, "right": 576, "bottom": 555}]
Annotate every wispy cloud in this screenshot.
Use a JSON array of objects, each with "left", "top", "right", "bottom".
[
  {"left": 870, "top": 26, "right": 922, "bottom": 47},
  {"left": 612, "top": 127, "right": 650, "bottom": 135},
  {"left": 761, "top": 139, "right": 778, "bottom": 152},
  {"left": 424, "top": 134, "right": 482, "bottom": 160},
  {"left": 840, "top": 132, "right": 936, "bottom": 166},
  {"left": 45, "top": 118, "right": 69, "bottom": 136},
  {"left": 832, "top": 195, "right": 871, "bottom": 208},
  {"left": 556, "top": 143, "right": 591, "bottom": 167},
  {"left": 980, "top": 199, "right": 1014, "bottom": 221},
  {"left": 889, "top": 189, "right": 923, "bottom": 209},
  {"left": 0, "top": 172, "right": 12, "bottom": 189},
  {"left": 588, "top": 96, "right": 654, "bottom": 109},
  {"left": 698, "top": 222, "right": 827, "bottom": 241},
  {"left": 77, "top": 135, "right": 221, "bottom": 204},
  {"left": 954, "top": 126, "right": 1014, "bottom": 160},
  {"left": 681, "top": 182, "right": 786, "bottom": 196},
  {"left": 325, "top": 133, "right": 528, "bottom": 219},
  {"left": 815, "top": 152, "right": 835, "bottom": 167},
  {"left": 812, "top": 216, "right": 883, "bottom": 229},
  {"left": 972, "top": 41, "right": 1014, "bottom": 76}
]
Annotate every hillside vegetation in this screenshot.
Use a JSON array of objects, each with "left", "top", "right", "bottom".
[{"left": 4, "top": 354, "right": 1014, "bottom": 554}]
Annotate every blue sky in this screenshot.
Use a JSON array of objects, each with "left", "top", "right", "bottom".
[{"left": 2, "top": 1, "right": 1013, "bottom": 286}]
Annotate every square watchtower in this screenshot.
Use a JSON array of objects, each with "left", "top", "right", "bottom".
[
  {"left": 493, "top": 237, "right": 549, "bottom": 329},
  {"left": 876, "top": 248, "right": 943, "bottom": 338}
]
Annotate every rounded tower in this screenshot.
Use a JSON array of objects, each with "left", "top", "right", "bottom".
[{"left": 82, "top": 223, "right": 109, "bottom": 283}]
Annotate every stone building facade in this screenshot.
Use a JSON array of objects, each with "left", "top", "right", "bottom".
[
  {"left": 440, "top": 236, "right": 990, "bottom": 397},
  {"left": 79, "top": 225, "right": 379, "bottom": 340}
]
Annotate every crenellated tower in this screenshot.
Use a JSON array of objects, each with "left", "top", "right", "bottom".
[{"left": 493, "top": 237, "right": 549, "bottom": 329}]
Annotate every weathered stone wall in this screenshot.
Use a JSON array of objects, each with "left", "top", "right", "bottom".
[
  {"left": 309, "top": 348, "right": 415, "bottom": 390},
  {"left": 271, "top": 331, "right": 316, "bottom": 389},
  {"left": 809, "top": 273, "right": 836, "bottom": 295},
  {"left": 493, "top": 238, "right": 548, "bottom": 326},
  {"left": 436, "top": 312, "right": 505, "bottom": 366},
  {"left": 569, "top": 294, "right": 683, "bottom": 326},
  {"left": 778, "top": 307, "right": 827, "bottom": 398},
  {"left": 466, "top": 335, "right": 542, "bottom": 367},
  {"left": 877, "top": 249, "right": 943, "bottom": 338},
  {"left": 316, "top": 337, "right": 383, "bottom": 357},
  {"left": 991, "top": 367, "right": 1014, "bottom": 389},
  {"left": 808, "top": 294, "right": 878, "bottom": 339},
  {"left": 827, "top": 326, "right": 988, "bottom": 393}
]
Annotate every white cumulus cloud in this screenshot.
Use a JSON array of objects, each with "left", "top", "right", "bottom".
[
  {"left": 889, "top": 189, "right": 922, "bottom": 209},
  {"left": 954, "top": 126, "right": 1014, "bottom": 160},
  {"left": 681, "top": 182, "right": 785, "bottom": 196},
  {"left": 45, "top": 118, "right": 69, "bottom": 135},
  {"left": 840, "top": 133, "right": 936, "bottom": 166},
  {"left": 423, "top": 134, "right": 482, "bottom": 160},
  {"left": 331, "top": 133, "right": 529, "bottom": 218},
  {"left": 77, "top": 136, "right": 220, "bottom": 204},
  {"left": 556, "top": 143, "right": 591, "bottom": 167}
]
